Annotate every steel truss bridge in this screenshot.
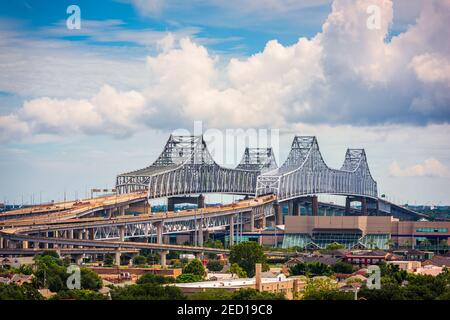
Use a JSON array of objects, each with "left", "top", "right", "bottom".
[
  {"left": 256, "top": 136, "right": 378, "bottom": 202},
  {"left": 115, "top": 135, "right": 278, "bottom": 200}
]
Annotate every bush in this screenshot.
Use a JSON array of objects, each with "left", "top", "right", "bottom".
[
  {"left": 289, "top": 262, "right": 332, "bottom": 277},
  {"left": 232, "top": 288, "right": 286, "bottom": 300},
  {"left": 207, "top": 260, "right": 223, "bottom": 272}
]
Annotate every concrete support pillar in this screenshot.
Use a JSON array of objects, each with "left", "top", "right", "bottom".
[
  {"left": 361, "top": 197, "right": 367, "bottom": 215},
  {"left": 312, "top": 196, "right": 319, "bottom": 217},
  {"left": 156, "top": 222, "right": 164, "bottom": 244},
  {"left": 345, "top": 197, "right": 351, "bottom": 215},
  {"left": 289, "top": 200, "right": 299, "bottom": 216},
  {"left": 261, "top": 215, "right": 266, "bottom": 229},
  {"left": 44, "top": 232, "right": 49, "bottom": 249},
  {"left": 198, "top": 218, "right": 203, "bottom": 247},
  {"left": 22, "top": 240, "right": 28, "bottom": 249},
  {"left": 198, "top": 194, "right": 205, "bottom": 209},
  {"left": 249, "top": 211, "right": 255, "bottom": 232},
  {"left": 53, "top": 231, "right": 59, "bottom": 249},
  {"left": 274, "top": 203, "right": 282, "bottom": 225},
  {"left": 160, "top": 250, "right": 169, "bottom": 268},
  {"left": 0, "top": 236, "right": 3, "bottom": 249},
  {"left": 78, "top": 230, "right": 84, "bottom": 249},
  {"left": 255, "top": 263, "right": 262, "bottom": 292},
  {"left": 68, "top": 229, "right": 74, "bottom": 249},
  {"left": 119, "top": 207, "right": 125, "bottom": 216},
  {"left": 229, "top": 215, "right": 235, "bottom": 247},
  {"left": 115, "top": 251, "right": 121, "bottom": 267},
  {"left": 119, "top": 226, "right": 125, "bottom": 242}
]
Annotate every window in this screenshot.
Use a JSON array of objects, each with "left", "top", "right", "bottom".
[{"left": 416, "top": 227, "right": 448, "bottom": 233}]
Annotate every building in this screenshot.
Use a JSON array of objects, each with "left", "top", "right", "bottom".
[
  {"left": 422, "top": 254, "right": 450, "bottom": 268},
  {"left": 388, "top": 261, "right": 422, "bottom": 273},
  {"left": 343, "top": 250, "right": 396, "bottom": 266},
  {"left": 282, "top": 216, "right": 450, "bottom": 251},
  {"left": 174, "top": 264, "right": 306, "bottom": 299}
]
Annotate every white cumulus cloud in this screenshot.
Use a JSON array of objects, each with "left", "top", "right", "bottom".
[{"left": 389, "top": 159, "right": 450, "bottom": 178}]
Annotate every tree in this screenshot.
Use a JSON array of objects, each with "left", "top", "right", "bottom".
[
  {"left": 302, "top": 277, "right": 353, "bottom": 300},
  {"left": 229, "top": 242, "right": 268, "bottom": 277},
  {"left": 228, "top": 263, "right": 247, "bottom": 278},
  {"left": 0, "top": 283, "right": 43, "bottom": 300},
  {"left": 80, "top": 267, "right": 103, "bottom": 291},
  {"left": 331, "top": 261, "right": 353, "bottom": 274},
  {"left": 325, "top": 243, "right": 345, "bottom": 250},
  {"left": 188, "top": 289, "right": 233, "bottom": 300},
  {"left": 110, "top": 283, "right": 186, "bottom": 300},
  {"left": 207, "top": 260, "right": 223, "bottom": 272},
  {"left": 137, "top": 273, "right": 175, "bottom": 285},
  {"left": 231, "top": 288, "right": 286, "bottom": 300},
  {"left": 51, "top": 289, "right": 106, "bottom": 300},
  {"left": 176, "top": 273, "right": 204, "bottom": 283},
  {"left": 385, "top": 238, "right": 395, "bottom": 250},
  {"left": 289, "top": 262, "right": 332, "bottom": 277},
  {"left": 183, "top": 259, "right": 206, "bottom": 277},
  {"left": 104, "top": 254, "right": 114, "bottom": 266},
  {"left": 133, "top": 255, "right": 147, "bottom": 266}
]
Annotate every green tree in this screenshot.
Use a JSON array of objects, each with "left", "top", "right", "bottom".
[
  {"left": 229, "top": 242, "right": 268, "bottom": 277},
  {"left": 325, "top": 243, "right": 345, "bottom": 250},
  {"left": 331, "top": 261, "right": 353, "bottom": 274},
  {"left": 133, "top": 255, "right": 147, "bottom": 266},
  {"left": 207, "top": 260, "right": 223, "bottom": 272},
  {"left": 80, "top": 267, "right": 103, "bottom": 291},
  {"left": 104, "top": 254, "right": 114, "bottom": 266},
  {"left": 188, "top": 289, "right": 233, "bottom": 300},
  {"left": 0, "top": 283, "right": 43, "bottom": 300},
  {"left": 302, "top": 277, "right": 353, "bottom": 300},
  {"left": 183, "top": 259, "right": 206, "bottom": 277},
  {"left": 228, "top": 263, "right": 247, "bottom": 278},
  {"left": 232, "top": 288, "right": 286, "bottom": 300},
  {"left": 110, "top": 283, "right": 186, "bottom": 300},
  {"left": 176, "top": 273, "right": 204, "bottom": 283},
  {"left": 289, "top": 262, "right": 332, "bottom": 277},
  {"left": 137, "top": 273, "right": 175, "bottom": 285},
  {"left": 51, "top": 289, "right": 106, "bottom": 300}
]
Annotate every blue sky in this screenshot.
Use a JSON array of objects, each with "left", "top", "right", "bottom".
[{"left": 0, "top": 0, "right": 449, "bottom": 206}]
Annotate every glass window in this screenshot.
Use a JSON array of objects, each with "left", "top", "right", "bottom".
[{"left": 416, "top": 227, "right": 448, "bottom": 233}]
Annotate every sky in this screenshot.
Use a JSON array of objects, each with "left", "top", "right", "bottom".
[{"left": 0, "top": 0, "right": 449, "bottom": 206}]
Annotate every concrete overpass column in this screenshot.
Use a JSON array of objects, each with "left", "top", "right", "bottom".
[
  {"left": 75, "top": 254, "right": 84, "bottom": 265},
  {"left": 119, "top": 226, "right": 125, "bottom": 242},
  {"left": 53, "top": 231, "right": 59, "bottom": 249},
  {"left": 119, "top": 206, "right": 125, "bottom": 216},
  {"left": 198, "top": 194, "right": 205, "bottom": 208},
  {"left": 114, "top": 250, "right": 121, "bottom": 267},
  {"left": 78, "top": 230, "right": 84, "bottom": 249},
  {"left": 274, "top": 203, "right": 282, "bottom": 225},
  {"left": 312, "top": 196, "right": 319, "bottom": 216},
  {"left": 22, "top": 240, "right": 28, "bottom": 249},
  {"left": 68, "top": 229, "right": 74, "bottom": 249},
  {"left": 361, "top": 197, "right": 367, "bottom": 215},
  {"left": 198, "top": 218, "right": 204, "bottom": 247},
  {"left": 44, "top": 232, "right": 49, "bottom": 249},
  {"left": 160, "top": 250, "right": 169, "bottom": 268},
  {"left": 155, "top": 221, "right": 164, "bottom": 244},
  {"left": 249, "top": 210, "right": 255, "bottom": 232},
  {"left": 229, "top": 215, "right": 235, "bottom": 247},
  {"left": 0, "top": 236, "right": 3, "bottom": 249}
]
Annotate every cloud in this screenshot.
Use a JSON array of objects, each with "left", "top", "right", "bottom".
[
  {"left": 389, "top": 159, "right": 450, "bottom": 178},
  {"left": 1, "top": 0, "right": 450, "bottom": 142}
]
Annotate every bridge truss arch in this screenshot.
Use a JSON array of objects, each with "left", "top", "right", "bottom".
[
  {"left": 116, "top": 135, "right": 278, "bottom": 200},
  {"left": 256, "top": 136, "right": 377, "bottom": 201}
]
